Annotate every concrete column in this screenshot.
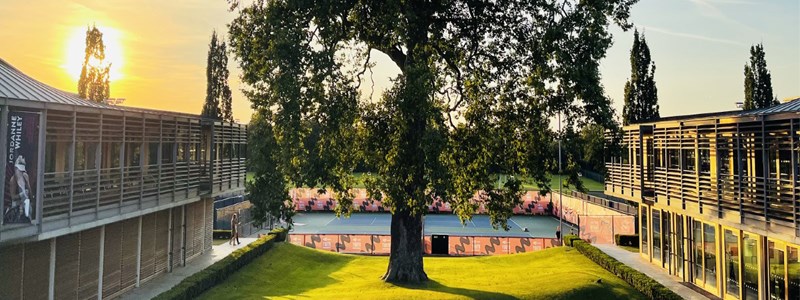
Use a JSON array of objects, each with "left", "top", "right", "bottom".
[
  {"left": 135, "top": 216, "right": 142, "bottom": 287},
  {"left": 97, "top": 225, "right": 105, "bottom": 299},
  {"left": 48, "top": 238, "right": 55, "bottom": 300},
  {"left": 167, "top": 208, "right": 173, "bottom": 273}
]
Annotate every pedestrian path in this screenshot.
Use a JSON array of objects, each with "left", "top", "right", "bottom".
[
  {"left": 119, "top": 229, "right": 271, "bottom": 300},
  {"left": 594, "top": 244, "right": 715, "bottom": 300}
]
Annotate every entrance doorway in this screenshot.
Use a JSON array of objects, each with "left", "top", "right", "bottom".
[{"left": 431, "top": 235, "right": 449, "bottom": 255}]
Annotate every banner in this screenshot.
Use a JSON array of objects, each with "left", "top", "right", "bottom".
[{"left": 3, "top": 111, "right": 39, "bottom": 224}]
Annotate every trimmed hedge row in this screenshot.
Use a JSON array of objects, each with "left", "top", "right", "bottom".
[
  {"left": 154, "top": 228, "right": 288, "bottom": 300},
  {"left": 212, "top": 230, "right": 232, "bottom": 239},
  {"left": 563, "top": 234, "right": 581, "bottom": 247},
  {"left": 572, "top": 240, "right": 682, "bottom": 300},
  {"left": 614, "top": 234, "right": 639, "bottom": 247}
]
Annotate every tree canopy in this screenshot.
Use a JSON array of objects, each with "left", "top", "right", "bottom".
[
  {"left": 202, "top": 30, "right": 234, "bottom": 121},
  {"left": 230, "top": 0, "right": 636, "bottom": 283},
  {"left": 78, "top": 25, "right": 111, "bottom": 102},
  {"left": 743, "top": 43, "right": 777, "bottom": 110},
  {"left": 622, "top": 29, "right": 658, "bottom": 126}
]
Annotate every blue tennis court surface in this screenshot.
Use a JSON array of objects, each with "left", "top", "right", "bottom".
[{"left": 291, "top": 213, "right": 575, "bottom": 238}]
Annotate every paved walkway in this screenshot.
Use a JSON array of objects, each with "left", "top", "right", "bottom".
[
  {"left": 594, "top": 244, "right": 715, "bottom": 300},
  {"left": 119, "top": 230, "right": 271, "bottom": 300}
]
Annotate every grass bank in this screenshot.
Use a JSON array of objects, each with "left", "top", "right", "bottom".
[{"left": 200, "top": 243, "right": 644, "bottom": 300}]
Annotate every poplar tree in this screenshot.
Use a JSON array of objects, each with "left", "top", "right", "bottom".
[
  {"left": 622, "top": 29, "right": 659, "bottom": 126},
  {"left": 77, "top": 25, "right": 111, "bottom": 102},
  {"left": 202, "top": 31, "right": 234, "bottom": 121},
  {"left": 743, "top": 43, "right": 777, "bottom": 110}
]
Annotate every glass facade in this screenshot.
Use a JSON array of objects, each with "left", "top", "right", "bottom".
[
  {"left": 693, "top": 220, "right": 703, "bottom": 281},
  {"left": 704, "top": 223, "right": 717, "bottom": 289},
  {"left": 743, "top": 234, "right": 759, "bottom": 300},
  {"left": 675, "top": 215, "right": 684, "bottom": 277},
  {"left": 653, "top": 210, "right": 661, "bottom": 260},
  {"left": 641, "top": 208, "right": 649, "bottom": 255},
  {"left": 769, "top": 241, "right": 786, "bottom": 300},
  {"left": 725, "top": 229, "right": 740, "bottom": 298},
  {"left": 663, "top": 212, "right": 671, "bottom": 269},
  {"left": 789, "top": 246, "right": 799, "bottom": 300}
]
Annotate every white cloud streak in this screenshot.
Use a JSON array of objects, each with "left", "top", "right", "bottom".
[{"left": 642, "top": 25, "right": 746, "bottom": 46}]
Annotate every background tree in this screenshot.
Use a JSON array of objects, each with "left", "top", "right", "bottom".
[
  {"left": 743, "top": 43, "right": 777, "bottom": 110},
  {"left": 579, "top": 123, "right": 608, "bottom": 173},
  {"left": 622, "top": 29, "right": 658, "bottom": 126},
  {"left": 230, "top": 0, "right": 635, "bottom": 283},
  {"left": 202, "top": 31, "right": 234, "bottom": 121},
  {"left": 77, "top": 25, "right": 111, "bottom": 102}
]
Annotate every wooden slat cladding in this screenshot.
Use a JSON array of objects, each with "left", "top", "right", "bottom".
[
  {"left": 154, "top": 210, "right": 170, "bottom": 275},
  {"left": 0, "top": 244, "right": 24, "bottom": 300},
  {"left": 77, "top": 228, "right": 101, "bottom": 300},
  {"left": 119, "top": 218, "right": 139, "bottom": 293},
  {"left": 204, "top": 199, "right": 213, "bottom": 251},
  {"left": 23, "top": 240, "right": 51, "bottom": 300},
  {"left": 55, "top": 233, "right": 80, "bottom": 299},
  {"left": 139, "top": 213, "right": 156, "bottom": 282},
  {"left": 171, "top": 206, "right": 184, "bottom": 269},
  {"left": 102, "top": 222, "right": 123, "bottom": 298}
]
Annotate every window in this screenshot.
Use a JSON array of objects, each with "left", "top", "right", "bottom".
[
  {"left": 147, "top": 142, "right": 159, "bottom": 165},
  {"left": 177, "top": 143, "right": 187, "bottom": 162},
  {"left": 742, "top": 234, "right": 759, "bottom": 300},
  {"left": 641, "top": 208, "right": 649, "bottom": 255},
  {"left": 74, "top": 141, "right": 98, "bottom": 170},
  {"left": 704, "top": 223, "right": 717, "bottom": 288},
  {"left": 653, "top": 210, "right": 661, "bottom": 260},
  {"left": 668, "top": 149, "right": 680, "bottom": 169},
  {"left": 162, "top": 143, "right": 175, "bottom": 164},
  {"left": 127, "top": 143, "right": 141, "bottom": 167},
  {"left": 45, "top": 142, "right": 57, "bottom": 173},
  {"left": 724, "top": 230, "right": 740, "bottom": 298},
  {"left": 788, "top": 246, "right": 799, "bottom": 300},
  {"left": 768, "top": 241, "right": 785, "bottom": 300},
  {"left": 719, "top": 148, "right": 731, "bottom": 175},
  {"left": 699, "top": 149, "right": 711, "bottom": 173},
  {"left": 778, "top": 150, "right": 791, "bottom": 180},
  {"left": 683, "top": 149, "right": 696, "bottom": 171},
  {"left": 102, "top": 143, "right": 121, "bottom": 169},
  {"left": 693, "top": 220, "right": 703, "bottom": 280}
]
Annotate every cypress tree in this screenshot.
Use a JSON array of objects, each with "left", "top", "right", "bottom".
[
  {"left": 743, "top": 43, "right": 777, "bottom": 110},
  {"left": 202, "top": 31, "right": 233, "bottom": 121},
  {"left": 77, "top": 25, "right": 111, "bottom": 102},
  {"left": 622, "top": 29, "right": 659, "bottom": 126}
]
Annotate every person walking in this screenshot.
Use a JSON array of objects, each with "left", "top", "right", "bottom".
[{"left": 230, "top": 213, "right": 241, "bottom": 245}]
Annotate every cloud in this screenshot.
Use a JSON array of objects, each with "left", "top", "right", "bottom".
[
  {"left": 686, "top": 0, "right": 760, "bottom": 33},
  {"left": 642, "top": 25, "right": 746, "bottom": 46}
]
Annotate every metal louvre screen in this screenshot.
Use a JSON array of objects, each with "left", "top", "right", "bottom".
[
  {"left": 23, "top": 240, "right": 50, "bottom": 299},
  {"left": 204, "top": 199, "right": 212, "bottom": 251},
  {"left": 139, "top": 213, "right": 156, "bottom": 282},
  {"left": 154, "top": 210, "right": 170, "bottom": 276},
  {"left": 184, "top": 203, "right": 197, "bottom": 260},
  {"left": 0, "top": 244, "right": 24, "bottom": 300},
  {"left": 171, "top": 207, "right": 183, "bottom": 269},
  {"left": 77, "top": 227, "right": 101, "bottom": 300},
  {"left": 192, "top": 201, "right": 205, "bottom": 260},
  {"left": 103, "top": 222, "right": 123, "bottom": 298},
  {"left": 120, "top": 218, "right": 139, "bottom": 293},
  {"left": 55, "top": 233, "right": 80, "bottom": 299}
]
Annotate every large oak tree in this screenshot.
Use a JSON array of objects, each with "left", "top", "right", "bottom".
[{"left": 230, "top": 0, "right": 635, "bottom": 283}]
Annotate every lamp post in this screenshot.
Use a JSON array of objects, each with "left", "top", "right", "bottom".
[{"left": 557, "top": 111, "right": 563, "bottom": 245}]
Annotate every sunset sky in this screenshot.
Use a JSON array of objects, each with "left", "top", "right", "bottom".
[{"left": 0, "top": 0, "right": 797, "bottom": 124}]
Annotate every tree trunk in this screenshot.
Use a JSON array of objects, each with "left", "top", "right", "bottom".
[{"left": 382, "top": 209, "right": 428, "bottom": 283}]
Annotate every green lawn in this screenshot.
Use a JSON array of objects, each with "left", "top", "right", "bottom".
[{"left": 200, "top": 243, "right": 645, "bottom": 300}]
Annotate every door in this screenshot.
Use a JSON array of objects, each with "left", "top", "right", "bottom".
[
  {"left": 675, "top": 214, "right": 684, "bottom": 279},
  {"left": 662, "top": 211, "right": 672, "bottom": 273},
  {"left": 431, "top": 235, "right": 449, "bottom": 255}
]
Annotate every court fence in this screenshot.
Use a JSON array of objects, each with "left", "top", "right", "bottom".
[{"left": 288, "top": 233, "right": 559, "bottom": 256}]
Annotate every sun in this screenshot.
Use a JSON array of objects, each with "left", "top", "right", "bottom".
[{"left": 63, "top": 26, "right": 124, "bottom": 82}]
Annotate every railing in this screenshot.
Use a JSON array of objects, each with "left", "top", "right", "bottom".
[{"left": 566, "top": 190, "right": 638, "bottom": 215}]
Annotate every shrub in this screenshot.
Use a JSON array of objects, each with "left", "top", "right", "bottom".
[
  {"left": 154, "top": 228, "right": 288, "bottom": 300},
  {"left": 572, "top": 240, "right": 682, "bottom": 300},
  {"left": 614, "top": 234, "right": 639, "bottom": 247}
]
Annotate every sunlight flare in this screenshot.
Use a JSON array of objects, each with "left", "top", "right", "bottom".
[{"left": 63, "top": 25, "right": 124, "bottom": 82}]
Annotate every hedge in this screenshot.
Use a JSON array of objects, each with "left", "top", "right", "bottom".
[
  {"left": 212, "top": 230, "right": 232, "bottom": 240},
  {"left": 154, "top": 228, "right": 288, "bottom": 300},
  {"left": 572, "top": 240, "right": 682, "bottom": 300},
  {"left": 614, "top": 234, "right": 639, "bottom": 247},
  {"left": 563, "top": 234, "right": 581, "bottom": 247}
]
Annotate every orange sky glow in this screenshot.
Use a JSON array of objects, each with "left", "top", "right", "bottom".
[{"left": 0, "top": 0, "right": 254, "bottom": 123}]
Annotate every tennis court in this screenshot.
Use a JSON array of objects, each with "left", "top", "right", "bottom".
[{"left": 291, "top": 213, "right": 575, "bottom": 238}]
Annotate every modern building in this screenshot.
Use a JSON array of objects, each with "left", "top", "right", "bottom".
[
  {"left": 0, "top": 59, "right": 247, "bottom": 299},
  {"left": 606, "top": 99, "right": 800, "bottom": 300}
]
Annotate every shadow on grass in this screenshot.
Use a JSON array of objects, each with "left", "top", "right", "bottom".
[{"left": 392, "top": 279, "right": 519, "bottom": 300}]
